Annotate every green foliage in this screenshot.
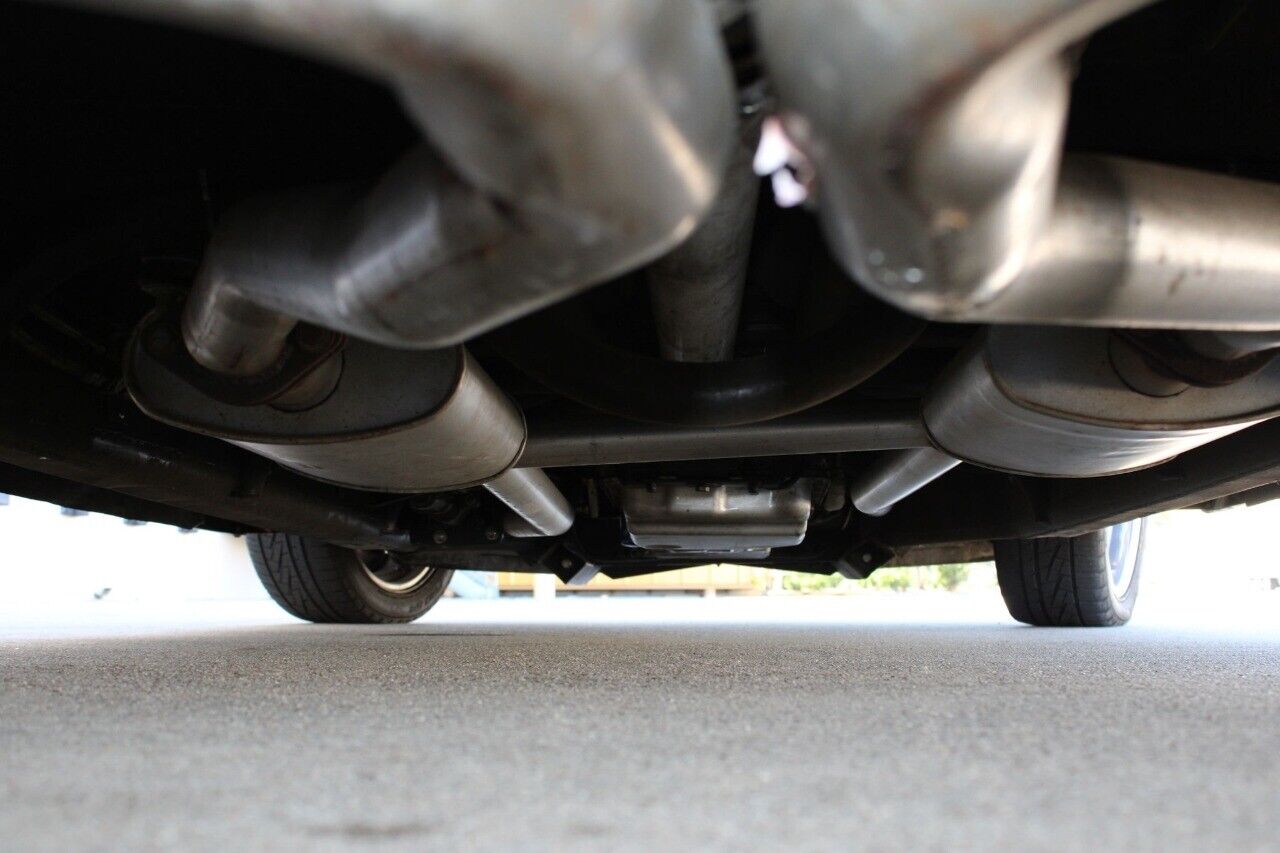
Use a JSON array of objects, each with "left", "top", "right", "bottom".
[
  {"left": 864, "top": 563, "right": 971, "bottom": 592},
  {"left": 935, "top": 563, "right": 969, "bottom": 591},
  {"left": 781, "top": 572, "right": 844, "bottom": 592},
  {"left": 778, "top": 563, "right": 973, "bottom": 594},
  {"left": 863, "top": 567, "right": 914, "bottom": 592}
]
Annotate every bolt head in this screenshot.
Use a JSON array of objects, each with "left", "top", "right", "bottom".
[
  {"left": 432, "top": 530, "right": 448, "bottom": 545},
  {"left": 485, "top": 528, "right": 499, "bottom": 542},
  {"left": 560, "top": 558, "right": 573, "bottom": 570}
]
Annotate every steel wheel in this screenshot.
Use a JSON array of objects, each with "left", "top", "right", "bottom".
[
  {"left": 1104, "top": 519, "right": 1144, "bottom": 605},
  {"left": 357, "top": 551, "right": 437, "bottom": 595}
]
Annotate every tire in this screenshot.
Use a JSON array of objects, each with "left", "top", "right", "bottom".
[
  {"left": 247, "top": 533, "right": 453, "bottom": 624},
  {"left": 993, "top": 518, "right": 1146, "bottom": 627}
]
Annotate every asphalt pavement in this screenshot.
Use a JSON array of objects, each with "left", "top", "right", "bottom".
[{"left": 2, "top": 597, "right": 1278, "bottom": 851}]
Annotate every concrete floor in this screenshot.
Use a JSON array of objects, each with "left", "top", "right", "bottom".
[{"left": 2, "top": 598, "right": 1278, "bottom": 851}]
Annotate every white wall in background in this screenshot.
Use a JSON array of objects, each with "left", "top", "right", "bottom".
[{"left": 0, "top": 496, "right": 264, "bottom": 603}]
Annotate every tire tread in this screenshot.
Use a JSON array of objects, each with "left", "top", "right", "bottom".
[
  {"left": 993, "top": 524, "right": 1142, "bottom": 628},
  {"left": 247, "top": 533, "right": 450, "bottom": 624}
]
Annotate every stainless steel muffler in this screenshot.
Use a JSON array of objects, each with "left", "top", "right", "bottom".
[
  {"left": 61, "top": 0, "right": 738, "bottom": 357},
  {"left": 848, "top": 326, "right": 1280, "bottom": 515},
  {"left": 756, "top": 0, "right": 1280, "bottom": 332},
  {"left": 93, "top": 0, "right": 740, "bottom": 535},
  {"left": 128, "top": 339, "right": 576, "bottom": 536},
  {"left": 754, "top": 0, "right": 1280, "bottom": 515}
]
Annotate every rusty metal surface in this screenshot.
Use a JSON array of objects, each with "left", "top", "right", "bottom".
[{"left": 886, "top": 541, "right": 994, "bottom": 567}]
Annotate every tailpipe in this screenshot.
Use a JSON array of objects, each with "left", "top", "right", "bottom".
[
  {"left": 94, "top": 0, "right": 741, "bottom": 535},
  {"left": 98, "top": 0, "right": 741, "bottom": 365},
  {"left": 127, "top": 336, "right": 574, "bottom": 536},
  {"left": 65, "top": 0, "right": 736, "bottom": 391},
  {"left": 846, "top": 325, "right": 1280, "bottom": 516}
]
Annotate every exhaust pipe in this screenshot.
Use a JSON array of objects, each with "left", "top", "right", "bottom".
[
  {"left": 756, "top": 0, "right": 1152, "bottom": 319},
  {"left": 933, "top": 156, "right": 1280, "bottom": 331},
  {"left": 752, "top": 0, "right": 1280, "bottom": 514},
  {"left": 848, "top": 449, "right": 961, "bottom": 518},
  {"left": 128, "top": 338, "right": 576, "bottom": 536},
  {"left": 490, "top": 469, "right": 576, "bottom": 539},
  {"left": 647, "top": 139, "right": 760, "bottom": 363},
  {"left": 88, "top": 0, "right": 738, "bottom": 535},
  {"left": 752, "top": 0, "right": 1280, "bottom": 333},
  {"left": 60, "top": 0, "right": 737, "bottom": 357},
  {"left": 845, "top": 324, "right": 1280, "bottom": 516}
]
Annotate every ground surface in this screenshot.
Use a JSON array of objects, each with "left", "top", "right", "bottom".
[{"left": 2, "top": 596, "right": 1278, "bottom": 851}]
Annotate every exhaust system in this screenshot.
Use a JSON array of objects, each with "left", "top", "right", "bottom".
[
  {"left": 757, "top": 0, "right": 1280, "bottom": 333},
  {"left": 102, "top": 0, "right": 739, "bottom": 536},
  {"left": 755, "top": 0, "right": 1154, "bottom": 322},
  {"left": 848, "top": 324, "right": 1280, "bottom": 516},
  {"left": 70, "top": 0, "right": 1280, "bottom": 532},
  {"left": 70, "top": 0, "right": 738, "bottom": 351},
  {"left": 754, "top": 0, "right": 1280, "bottom": 513}
]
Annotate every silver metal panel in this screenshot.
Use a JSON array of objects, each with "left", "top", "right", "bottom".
[
  {"left": 520, "top": 402, "right": 930, "bottom": 468},
  {"left": 623, "top": 482, "right": 812, "bottom": 555}
]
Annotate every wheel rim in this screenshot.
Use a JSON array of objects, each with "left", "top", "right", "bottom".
[
  {"left": 357, "top": 551, "right": 435, "bottom": 594},
  {"left": 1104, "top": 520, "right": 1142, "bottom": 599}
]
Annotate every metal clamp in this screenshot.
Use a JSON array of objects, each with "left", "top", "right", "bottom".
[{"left": 137, "top": 306, "right": 345, "bottom": 408}]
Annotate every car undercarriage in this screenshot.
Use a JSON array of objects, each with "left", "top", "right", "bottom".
[{"left": 5, "top": 0, "right": 1280, "bottom": 624}]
